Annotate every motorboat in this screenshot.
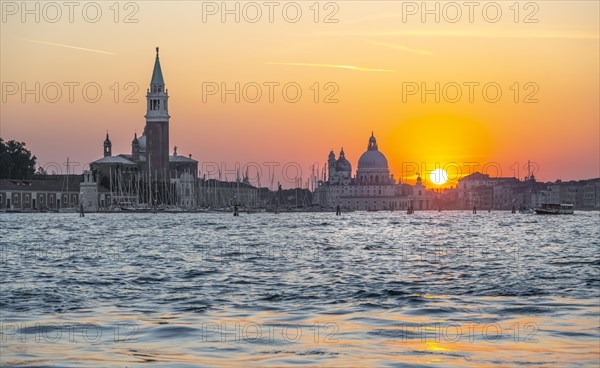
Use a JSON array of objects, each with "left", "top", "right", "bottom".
[{"left": 535, "top": 203, "right": 574, "bottom": 214}]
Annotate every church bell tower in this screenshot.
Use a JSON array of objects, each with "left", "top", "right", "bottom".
[{"left": 144, "top": 47, "right": 170, "bottom": 180}]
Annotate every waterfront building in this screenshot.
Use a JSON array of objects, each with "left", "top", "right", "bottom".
[
  {"left": 457, "top": 172, "right": 522, "bottom": 210},
  {"left": 531, "top": 178, "right": 600, "bottom": 210},
  {"left": 0, "top": 176, "right": 82, "bottom": 211},
  {"left": 313, "top": 133, "right": 433, "bottom": 211},
  {"left": 455, "top": 172, "right": 600, "bottom": 211}
]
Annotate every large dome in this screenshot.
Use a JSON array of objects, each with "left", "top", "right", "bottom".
[{"left": 358, "top": 150, "right": 388, "bottom": 169}]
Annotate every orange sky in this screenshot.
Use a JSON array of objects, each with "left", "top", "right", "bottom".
[{"left": 1, "top": 1, "right": 598, "bottom": 187}]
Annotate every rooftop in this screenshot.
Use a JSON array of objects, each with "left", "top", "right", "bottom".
[
  {"left": 91, "top": 156, "right": 137, "bottom": 165},
  {"left": 0, "top": 178, "right": 82, "bottom": 192}
]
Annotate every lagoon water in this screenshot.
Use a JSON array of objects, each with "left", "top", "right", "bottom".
[{"left": 1, "top": 211, "right": 599, "bottom": 367}]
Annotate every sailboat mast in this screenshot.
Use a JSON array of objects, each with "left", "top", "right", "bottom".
[
  {"left": 66, "top": 158, "right": 69, "bottom": 195},
  {"left": 109, "top": 166, "right": 113, "bottom": 208}
]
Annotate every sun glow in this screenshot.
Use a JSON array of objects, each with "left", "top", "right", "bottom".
[{"left": 430, "top": 168, "right": 448, "bottom": 185}]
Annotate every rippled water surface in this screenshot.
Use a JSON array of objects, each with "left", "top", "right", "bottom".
[{"left": 1, "top": 212, "right": 599, "bottom": 367}]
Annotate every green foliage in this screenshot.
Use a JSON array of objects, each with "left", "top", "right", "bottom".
[{"left": 0, "top": 138, "right": 37, "bottom": 179}]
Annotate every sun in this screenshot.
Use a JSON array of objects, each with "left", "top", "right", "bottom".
[{"left": 430, "top": 168, "right": 448, "bottom": 185}]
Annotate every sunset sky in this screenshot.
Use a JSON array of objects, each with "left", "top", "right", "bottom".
[{"left": 1, "top": 1, "right": 598, "bottom": 187}]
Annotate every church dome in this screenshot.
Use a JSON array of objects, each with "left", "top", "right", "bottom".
[
  {"left": 335, "top": 148, "right": 352, "bottom": 172},
  {"left": 336, "top": 158, "right": 351, "bottom": 172},
  {"left": 358, "top": 150, "right": 388, "bottom": 169},
  {"left": 336, "top": 156, "right": 351, "bottom": 172},
  {"left": 357, "top": 133, "right": 388, "bottom": 170}
]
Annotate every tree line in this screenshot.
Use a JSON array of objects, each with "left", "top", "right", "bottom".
[{"left": 0, "top": 138, "right": 38, "bottom": 179}]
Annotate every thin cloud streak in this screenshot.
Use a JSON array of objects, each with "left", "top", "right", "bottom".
[
  {"left": 366, "top": 40, "right": 432, "bottom": 55},
  {"left": 17, "top": 38, "right": 115, "bottom": 55},
  {"left": 268, "top": 62, "right": 394, "bottom": 73},
  {"left": 315, "top": 29, "right": 600, "bottom": 40}
]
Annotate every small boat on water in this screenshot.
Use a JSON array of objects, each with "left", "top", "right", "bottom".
[
  {"left": 535, "top": 203, "right": 574, "bottom": 215},
  {"left": 519, "top": 205, "right": 535, "bottom": 214}
]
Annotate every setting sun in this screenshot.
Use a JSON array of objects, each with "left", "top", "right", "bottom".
[{"left": 430, "top": 168, "right": 448, "bottom": 185}]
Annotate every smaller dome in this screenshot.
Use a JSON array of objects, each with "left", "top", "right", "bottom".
[
  {"left": 104, "top": 133, "right": 111, "bottom": 145},
  {"left": 132, "top": 132, "right": 139, "bottom": 145},
  {"left": 336, "top": 157, "right": 351, "bottom": 172},
  {"left": 336, "top": 148, "right": 351, "bottom": 172}
]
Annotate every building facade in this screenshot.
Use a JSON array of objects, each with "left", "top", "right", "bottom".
[{"left": 0, "top": 176, "right": 81, "bottom": 211}]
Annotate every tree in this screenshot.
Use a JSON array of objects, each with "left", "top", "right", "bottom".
[
  {"left": 35, "top": 166, "right": 48, "bottom": 177},
  {"left": 0, "top": 138, "right": 37, "bottom": 179}
]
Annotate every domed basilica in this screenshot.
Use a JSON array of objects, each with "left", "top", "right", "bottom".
[{"left": 313, "top": 133, "right": 432, "bottom": 211}]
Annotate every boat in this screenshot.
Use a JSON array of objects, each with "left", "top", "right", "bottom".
[
  {"left": 519, "top": 205, "right": 535, "bottom": 214},
  {"left": 534, "top": 203, "right": 574, "bottom": 215}
]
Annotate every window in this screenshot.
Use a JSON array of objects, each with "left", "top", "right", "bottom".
[
  {"left": 64, "top": 195, "right": 68, "bottom": 203},
  {"left": 14, "top": 195, "right": 18, "bottom": 203},
  {"left": 40, "top": 196, "right": 44, "bottom": 203},
  {"left": 0, "top": 194, "right": 2, "bottom": 203},
  {"left": 50, "top": 195, "right": 54, "bottom": 204},
  {"left": 25, "top": 195, "right": 30, "bottom": 204}
]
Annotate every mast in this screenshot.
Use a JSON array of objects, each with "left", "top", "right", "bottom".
[
  {"left": 109, "top": 166, "right": 113, "bottom": 208},
  {"left": 66, "top": 158, "right": 69, "bottom": 196},
  {"left": 148, "top": 152, "right": 152, "bottom": 206}
]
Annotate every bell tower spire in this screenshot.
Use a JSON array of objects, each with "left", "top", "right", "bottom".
[
  {"left": 150, "top": 47, "right": 165, "bottom": 91},
  {"left": 144, "top": 47, "right": 170, "bottom": 180},
  {"left": 103, "top": 132, "right": 112, "bottom": 157},
  {"left": 146, "top": 46, "right": 169, "bottom": 121}
]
